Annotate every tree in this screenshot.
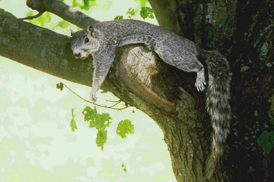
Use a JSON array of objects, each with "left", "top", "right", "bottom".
[{"left": 0, "top": 0, "right": 273, "bottom": 181}]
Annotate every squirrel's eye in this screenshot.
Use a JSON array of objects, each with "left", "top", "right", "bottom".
[{"left": 84, "top": 37, "right": 89, "bottom": 43}]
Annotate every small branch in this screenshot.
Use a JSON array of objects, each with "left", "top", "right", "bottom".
[
  {"left": 19, "top": 11, "right": 44, "bottom": 20},
  {"left": 108, "top": 100, "right": 122, "bottom": 108},
  {"left": 59, "top": 82, "right": 128, "bottom": 110}
]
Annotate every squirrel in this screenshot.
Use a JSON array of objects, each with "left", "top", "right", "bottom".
[{"left": 70, "top": 19, "right": 231, "bottom": 178}]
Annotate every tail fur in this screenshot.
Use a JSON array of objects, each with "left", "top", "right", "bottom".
[{"left": 199, "top": 49, "right": 232, "bottom": 179}]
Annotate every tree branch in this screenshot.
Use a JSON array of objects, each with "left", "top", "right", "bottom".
[
  {"left": 0, "top": 13, "right": 191, "bottom": 116},
  {"left": 0, "top": 13, "right": 92, "bottom": 86},
  {"left": 23, "top": 0, "right": 99, "bottom": 28}
]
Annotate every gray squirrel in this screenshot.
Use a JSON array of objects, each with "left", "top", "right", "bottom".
[{"left": 70, "top": 19, "right": 231, "bottom": 178}]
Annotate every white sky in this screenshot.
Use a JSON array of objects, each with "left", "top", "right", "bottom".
[{"left": 0, "top": 0, "right": 176, "bottom": 181}]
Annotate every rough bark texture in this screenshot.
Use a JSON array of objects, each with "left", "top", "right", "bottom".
[
  {"left": 150, "top": 0, "right": 274, "bottom": 180},
  {"left": 0, "top": 0, "right": 274, "bottom": 181}
]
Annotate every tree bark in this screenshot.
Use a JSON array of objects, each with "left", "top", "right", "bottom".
[{"left": 0, "top": 0, "right": 274, "bottom": 181}]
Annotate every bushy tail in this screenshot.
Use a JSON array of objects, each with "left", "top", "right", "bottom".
[{"left": 199, "top": 49, "right": 232, "bottom": 179}]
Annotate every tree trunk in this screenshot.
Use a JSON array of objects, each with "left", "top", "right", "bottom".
[
  {"left": 0, "top": 0, "right": 274, "bottom": 181},
  {"left": 151, "top": 0, "right": 274, "bottom": 180}
]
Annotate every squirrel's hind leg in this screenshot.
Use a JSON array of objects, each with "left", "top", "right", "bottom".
[{"left": 153, "top": 41, "right": 206, "bottom": 92}]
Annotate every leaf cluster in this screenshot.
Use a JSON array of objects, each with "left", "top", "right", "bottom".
[
  {"left": 258, "top": 119, "right": 274, "bottom": 153},
  {"left": 82, "top": 106, "right": 111, "bottom": 150},
  {"left": 116, "top": 119, "right": 135, "bottom": 139},
  {"left": 72, "top": 0, "right": 97, "bottom": 11},
  {"left": 77, "top": 106, "right": 135, "bottom": 151},
  {"left": 114, "top": 7, "right": 154, "bottom": 20}
]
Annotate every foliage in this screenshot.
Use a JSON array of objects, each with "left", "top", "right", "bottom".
[
  {"left": 57, "top": 82, "right": 133, "bottom": 151},
  {"left": 23, "top": 0, "right": 97, "bottom": 28},
  {"left": 134, "top": 0, "right": 148, "bottom": 7},
  {"left": 126, "top": 8, "right": 137, "bottom": 19},
  {"left": 116, "top": 119, "right": 135, "bottom": 139},
  {"left": 114, "top": 15, "right": 123, "bottom": 20},
  {"left": 70, "top": 118, "right": 78, "bottom": 132},
  {"left": 27, "top": 11, "right": 51, "bottom": 27},
  {"left": 96, "top": 130, "right": 107, "bottom": 151},
  {"left": 70, "top": 108, "right": 78, "bottom": 132},
  {"left": 82, "top": 106, "right": 111, "bottom": 151},
  {"left": 257, "top": 119, "right": 274, "bottom": 153},
  {"left": 52, "top": 20, "right": 71, "bottom": 30},
  {"left": 84, "top": 107, "right": 112, "bottom": 131},
  {"left": 79, "top": 106, "right": 134, "bottom": 150},
  {"left": 116, "top": 6, "right": 154, "bottom": 20},
  {"left": 140, "top": 7, "right": 154, "bottom": 19},
  {"left": 121, "top": 164, "right": 127, "bottom": 172},
  {"left": 72, "top": 0, "right": 97, "bottom": 10}
]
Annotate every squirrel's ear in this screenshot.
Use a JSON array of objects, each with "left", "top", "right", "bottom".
[
  {"left": 70, "top": 29, "right": 75, "bottom": 36},
  {"left": 88, "top": 25, "right": 96, "bottom": 38}
]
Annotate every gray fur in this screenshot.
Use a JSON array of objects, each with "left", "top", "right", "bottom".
[{"left": 70, "top": 19, "right": 231, "bottom": 178}]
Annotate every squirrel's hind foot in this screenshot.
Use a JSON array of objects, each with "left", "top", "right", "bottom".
[{"left": 195, "top": 70, "right": 206, "bottom": 91}]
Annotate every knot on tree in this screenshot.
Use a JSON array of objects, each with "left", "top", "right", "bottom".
[{"left": 119, "top": 46, "right": 175, "bottom": 112}]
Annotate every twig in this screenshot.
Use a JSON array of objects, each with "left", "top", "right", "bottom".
[
  {"left": 19, "top": 11, "right": 44, "bottom": 20},
  {"left": 60, "top": 82, "right": 128, "bottom": 110}
]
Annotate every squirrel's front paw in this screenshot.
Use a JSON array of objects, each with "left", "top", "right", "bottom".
[{"left": 90, "top": 93, "right": 98, "bottom": 102}]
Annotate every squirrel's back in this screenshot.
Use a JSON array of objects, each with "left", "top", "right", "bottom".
[
  {"left": 93, "top": 19, "right": 168, "bottom": 38},
  {"left": 94, "top": 19, "right": 198, "bottom": 61}
]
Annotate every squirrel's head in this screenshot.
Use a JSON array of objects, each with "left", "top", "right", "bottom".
[{"left": 70, "top": 25, "right": 100, "bottom": 59}]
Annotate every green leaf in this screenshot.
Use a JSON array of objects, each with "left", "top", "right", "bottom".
[
  {"left": 94, "top": 113, "right": 111, "bottom": 130},
  {"left": 140, "top": 7, "right": 154, "bottom": 19},
  {"left": 72, "top": 0, "right": 97, "bottom": 10},
  {"left": 266, "top": 63, "right": 272, "bottom": 68},
  {"left": 82, "top": 106, "right": 97, "bottom": 122},
  {"left": 114, "top": 16, "right": 123, "bottom": 20},
  {"left": 52, "top": 20, "right": 70, "bottom": 30},
  {"left": 70, "top": 118, "right": 77, "bottom": 132},
  {"left": 270, "top": 131, "right": 274, "bottom": 145},
  {"left": 101, "top": 90, "right": 108, "bottom": 94},
  {"left": 83, "top": 107, "right": 112, "bottom": 130},
  {"left": 116, "top": 119, "right": 134, "bottom": 139},
  {"left": 28, "top": 11, "right": 51, "bottom": 27},
  {"left": 126, "top": 8, "right": 136, "bottom": 18},
  {"left": 95, "top": 114, "right": 104, "bottom": 129},
  {"left": 101, "top": 113, "right": 112, "bottom": 126},
  {"left": 134, "top": 0, "right": 148, "bottom": 7},
  {"left": 96, "top": 130, "right": 107, "bottom": 150},
  {"left": 0, "top": 9, "right": 16, "bottom": 17},
  {"left": 82, "top": 106, "right": 113, "bottom": 149},
  {"left": 240, "top": 65, "right": 250, "bottom": 72},
  {"left": 270, "top": 119, "right": 274, "bottom": 125},
  {"left": 258, "top": 130, "right": 269, "bottom": 145},
  {"left": 121, "top": 163, "right": 127, "bottom": 172},
  {"left": 258, "top": 130, "right": 273, "bottom": 153}
]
